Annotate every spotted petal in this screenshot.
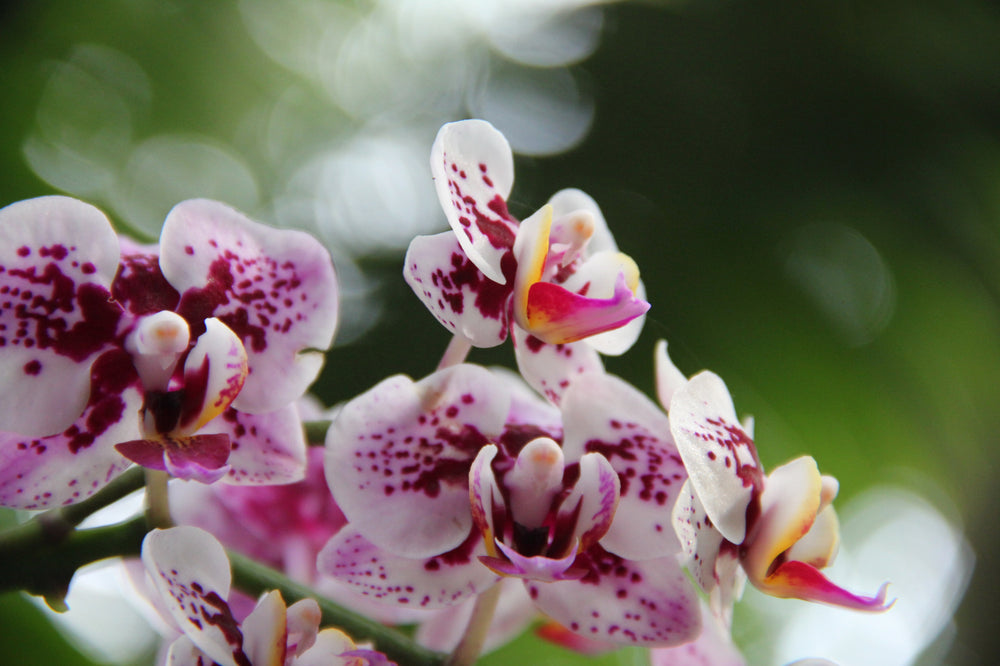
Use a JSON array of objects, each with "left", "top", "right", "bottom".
[
  {"left": 511, "top": 325, "right": 603, "bottom": 406},
  {"left": 403, "top": 231, "right": 512, "bottom": 347},
  {"left": 671, "top": 479, "right": 726, "bottom": 594},
  {"left": 649, "top": 602, "right": 746, "bottom": 666},
  {"left": 142, "top": 526, "right": 249, "bottom": 666},
  {"left": 669, "top": 371, "right": 763, "bottom": 545},
  {"left": 325, "top": 365, "right": 510, "bottom": 558},
  {"left": 527, "top": 547, "right": 700, "bottom": 647},
  {"left": 430, "top": 119, "right": 518, "bottom": 284},
  {"left": 199, "top": 404, "right": 307, "bottom": 486},
  {"left": 317, "top": 524, "right": 498, "bottom": 610},
  {"left": 162, "top": 199, "right": 338, "bottom": 414},
  {"left": 0, "top": 350, "right": 141, "bottom": 509},
  {"left": 561, "top": 373, "right": 685, "bottom": 560},
  {"left": 0, "top": 196, "right": 124, "bottom": 437}
]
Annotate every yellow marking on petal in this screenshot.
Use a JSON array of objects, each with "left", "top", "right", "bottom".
[
  {"left": 615, "top": 252, "right": 642, "bottom": 293},
  {"left": 742, "top": 456, "right": 822, "bottom": 587},
  {"left": 512, "top": 205, "right": 553, "bottom": 330}
]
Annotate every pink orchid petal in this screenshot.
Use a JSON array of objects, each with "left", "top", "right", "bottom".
[
  {"left": 654, "top": 339, "right": 687, "bottom": 411},
  {"left": 469, "top": 445, "right": 500, "bottom": 555},
  {"left": 177, "top": 319, "right": 248, "bottom": 434},
  {"left": 403, "top": 232, "right": 512, "bottom": 347},
  {"left": 165, "top": 635, "right": 212, "bottom": 666},
  {"left": 522, "top": 272, "right": 649, "bottom": 345},
  {"left": 553, "top": 250, "right": 647, "bottom": 356},
  {"left": 527, "top": 547, "right": 701, "bottom": 647},
  {"left": 0, "top": 350, "right": 141, "bottom": 509},
  {"left": 284, "top": 598, "right": 321, "bottom": 658},
  {"left": 561, "top": 373, "right": 684, "bottom": 560},
  {"left": 241, "top": 590, "right": 289, "bottom": 666},
  {"left": 294, "top": 628, "right": 356, "bottom": 666},
  {"left": 325, "top": 365, "right": 509, "bottom": 558},
  {"left": 710, "top": 547, "right": 746, "bottom": 623},
  {"left": 535, "top": 621, "right": 618, "bottom": 655},
  {"left": 669, "top": 371, "right": 764, "bottom": 544},
  {"left": 317, "top": 524, "right": 499, "bottom": 610},
  {"left": 430, "top": 119, "right": 518, "bottom": 284},
  {"left": 201, "top": 404, "right": 307, "bottom": 486},
  {"left": 511, "top": 205, "right": 553, "bottom": 333},
  {"left": 649, "top": 601, "right": 747, "bottom": 666},
  {"left": 493, "top": 367, "right": 563, "bottom": 436},
  {"left": 483, "top": 540, "right": 585, "bottom": 581},
  {"left": 416, "top": 578, "right": 536, "bottom": 654},
  {"left": 511, "top": 324, "right": 603, "bottom": 406},
  {"left": 557, "top": 452, "right": 620, "bottom": 552},
  {"left": 786, "top": 504, "right": 840, "bottom": 569},
  {"left": 0, "top": 196, "right": 125, "bottom": 437},
  {"left": 761, "top": 560, "right": 893, "bottom": 611},
  {"left": 671, "top": 479, "right": 726, "bottom": 594},
  {"left": 742, "top": 456, "right": 823, "bottom": 585},
  {"left": 142, "top": 526, "right": 249, "bottom": 666},
  {"left": 161, "top": 434, "right": 233, "bottom": 484},
  {"left": 162, "top": 199, "right": 338, "bottom": 414}
]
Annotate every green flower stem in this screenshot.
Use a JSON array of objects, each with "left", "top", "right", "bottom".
[
  {"left": 144, "top": 469, "right": 172, "bottom": 529},
  {"left": 445, "top": 582, "right": 501, "bottom": 666},
  {"left": 0, "top": 514, "right": 147, "bottom": 602},
  {"left": 227, "top": 549, "right": 446, "bottom": 666},
  {"left": 0, "top": 466, "right": 146, "bottom": 558}
]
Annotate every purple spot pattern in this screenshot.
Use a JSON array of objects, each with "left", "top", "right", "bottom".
[
  {"left": 442, "top": 156, "right": 517, "bottom": 251},
  {"left": 152, "top": 568, "right": 251, "bottom": 666},
  {"left": 584, "top": 419, "right": 685, "bottom": 509},
  {"left": 528, "top": 546, "right": 700, "bottom": 646},
  {"left": 321, "top": 528, "right": 494, "bottom": 609},
  {"left": 175, "top": 240, "right": 317, "bottom": 357},
  {"left": 0, "top": 243, "right": 123, "bottom": 365},
  {"left": 0, "top": 350, "right": 140, "bottom": 509},
  {"left": 406, "top": 235, "right": 516, "bottom": 345}
]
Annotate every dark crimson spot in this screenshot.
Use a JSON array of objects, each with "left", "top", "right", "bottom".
[
  {"left": 112, "top": 253, "right": 180, "bottom": 315},
  {"left": 23, "top": 359, "right": 41, "bottom": 375}
]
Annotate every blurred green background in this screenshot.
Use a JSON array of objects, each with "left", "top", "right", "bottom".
[{"left": 1, "top": 0, "right": 998, "bottom": 663}]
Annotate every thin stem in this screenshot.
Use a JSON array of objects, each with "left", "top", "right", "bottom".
[
  {"left": 446, "top": 583, "right": 502, "bottom": 666},
  {"left": 228, "top": 550, "right": 445, "bottom": 666},
  {"left": 0, "top": 514, "right": 147, "bottom": 599},
  {"left": 144, "top": 469, "right": 172, "bottom": 529},
  {"left": 437, "top": 333, "right": 473, "bottom": 370}
]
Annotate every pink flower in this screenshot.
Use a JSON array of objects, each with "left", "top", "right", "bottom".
[
  {"left": 666, "top": 363, "right": 892, "bottom": 613},
  {"left": 404, "top": 120, "right": 648, "bottom": 403},
  {"left": 320, "top": 364, "right": 701, "bottom": 647},
  {"left": 141, "top": 526, "right": 394, "bottom": 666},
  {"left": 0, "top": 196, "right": 338, "bottom": 508}
]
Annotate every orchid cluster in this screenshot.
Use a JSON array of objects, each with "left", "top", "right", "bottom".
[{"left": 0, "top": 119, "right": 890, "bottom": 666}]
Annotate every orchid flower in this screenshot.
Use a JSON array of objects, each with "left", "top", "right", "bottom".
[
  {"left": 320, "top": 363, "right": 701, "bottom": 647},
  {"left": 141, "top": 525, "right": 394, "bottom": 666},
  {"left": 666, "top": 362, "right": 892, "bottom": 613},
  {"left": 403, "top": 119, "right": 648, "bottom": 402},
  {"left": 0, "top": 196, "right": 338, "bottom": 508}
]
